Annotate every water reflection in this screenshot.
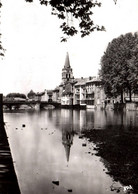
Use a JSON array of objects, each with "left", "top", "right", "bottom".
[
  {"left": 44, "top": 109, "right": 138, "bottom": 131},
  {"left": 4, "top": 109, "right": 138, "bottom": 194},
  {"left": 62, "top": 127, "right": 73, "bottom": 162}
]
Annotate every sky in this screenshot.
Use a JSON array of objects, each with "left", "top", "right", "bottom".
[{"left": 0, "top": 0, "right": 138, "bottom": 95}]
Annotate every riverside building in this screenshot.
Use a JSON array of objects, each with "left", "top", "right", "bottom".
[
  {"left": 36, "top": 53, "right": 138, "bottom": 110},
  {"left": 48, "top": 53, "right": 106, "bottom": 109}
]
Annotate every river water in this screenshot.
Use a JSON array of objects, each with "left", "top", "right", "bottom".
[{"left": 4, "top": 109, "right": 138, "bottom": 194}]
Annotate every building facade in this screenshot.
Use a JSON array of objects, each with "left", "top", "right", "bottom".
[
  {"left": 52, "top": 53, "right": 106, "bottom": 109},
  {"left": 40, "top": 53, "right": 138, "bottom": 110}
]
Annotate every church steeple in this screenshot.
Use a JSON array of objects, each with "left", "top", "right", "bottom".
[
  {"left": 64, "top": 144, "right": 71, "bottom": 162},
  {"left": 62, "top": 53, "right": 74, "bottom": 83},
  {"left": 62, "top": 129, "right": 73, "bottom": 163},
  {"left": 64, "top": 52, "right": 70, "bottom": 68}
]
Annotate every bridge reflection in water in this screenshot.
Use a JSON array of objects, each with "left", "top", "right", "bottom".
[{"left": 4, "top": 109, "right": 138, "bottom": 194}]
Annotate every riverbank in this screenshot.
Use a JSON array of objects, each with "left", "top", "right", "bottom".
[{"left": 0, "top": 124, "right": 20, "bottom": 193}]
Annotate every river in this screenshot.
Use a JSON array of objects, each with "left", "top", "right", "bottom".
[{"left": 4, "top": 109, "right": 138, "bottom": 194}]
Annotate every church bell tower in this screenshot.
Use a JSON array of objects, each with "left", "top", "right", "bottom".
[{"left": 62, "top": 52, "right": 74, "bottom": 83}]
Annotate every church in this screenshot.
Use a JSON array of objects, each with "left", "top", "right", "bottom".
[
  {"left": 58, "top": 52, "right": 76, "bottom": 107},
  {"left": 40, "top": 53, "right": 138, "bottom": 109},
  {"left": 55, "top": 52, "right": 106, "bottom": 109},
  {"left": 41, "top": 52, "right": 106, "bottom": 109}
]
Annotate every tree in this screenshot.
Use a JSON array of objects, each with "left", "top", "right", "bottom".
[
  {"left": 6, "top": 93, "right": 27, "bottom": 99},
  {"left": 25, "top": 0, "right": 106, "bottom": 42},
  {"left": 100, "top": 32, "right": 138, "bottom": 102},
  {"left": 0, "top": 3, "right": 5, "bottom": 57},
  {"left": 0, "top": 34, "right": 4, "bottom": 57},
  {"left": 0, "top": 0, "right": 118, "bottom": 55}
]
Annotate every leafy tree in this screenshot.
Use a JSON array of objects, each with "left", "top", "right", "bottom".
[
  {"left": 25, "top": 0, "right": 106, "bottom": 42},
  {"left": 0, "top": 0, "right": 118, "bottom": 55},
  {"left": 0, "top": 3, "right": 5, "bottom": 57},
  {"left": 6, "top": 93, "right": 27, "bottom": 99},
  {"left": 0, "top": 3, "right": 6, "bottom": 58},
  {"left": 0, "top": 34, "right": 4, "bottom": 57},
  {"left": 100, "top": 32, "right": 138, "bottom": 102}
]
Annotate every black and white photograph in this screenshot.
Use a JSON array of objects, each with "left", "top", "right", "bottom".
[{"left": 0, "top": 0, "right": 138, "bottom": 193}]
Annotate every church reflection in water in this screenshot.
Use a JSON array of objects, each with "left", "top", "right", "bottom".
[
  {"left": 60, "top": 109, "right": 75, "bottom": 163},
  {"left": 62, "top": 127, "right": 74, "bottom": 162},
  {"left": 53, "top": 108, "right": 138, "bottom": 165}
]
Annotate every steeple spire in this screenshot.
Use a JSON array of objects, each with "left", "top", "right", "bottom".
[
  {"left": 64, "top": 144, "right": 71, "bottom": 162},
  {"left": 64, "top": 52, "right": 70, "bottom": 68},
  {"left": 62, "top": 52, "right": 74, "bottom": 83},
  {"left": 62, "top": 130, "right": 73, "bottom": 163}
]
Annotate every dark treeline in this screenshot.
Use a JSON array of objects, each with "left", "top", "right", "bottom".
[{"left": 6, "top": 93, "right": 27, "bottom": 99}]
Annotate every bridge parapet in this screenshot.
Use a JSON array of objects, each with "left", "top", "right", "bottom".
[
  {"left": 40, "top": 101, "right": 61, "bottom": 109},
  {"left": 3, "top": 100, "right": 61, "bottom": 110}
]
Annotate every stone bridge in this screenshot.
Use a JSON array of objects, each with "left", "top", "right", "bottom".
[{"left": 3, "top": 100, "right": 61, "bottom": 110}]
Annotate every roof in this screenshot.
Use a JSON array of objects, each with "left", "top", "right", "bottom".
[
  {"left": 86, "top": 77, "right": 101, "bottom": 84},
  {"left": 74, "top": 77, "right": 102, "bottom": 86},
  {"left": 36, "top": 92, "right": 45, "bottom": 96},
  {"left": 47, "top": 90, "right": 53, "bottom": 95},
  {"left": 53, "top": 86, "right": 60, "bottom": 92},
  {"left": 74, "top": 77, "right": 90, "bottom": 86}
]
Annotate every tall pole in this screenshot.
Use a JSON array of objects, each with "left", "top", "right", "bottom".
[{"left": 0, "top": 93, "right": 4, "bottom": 124}]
